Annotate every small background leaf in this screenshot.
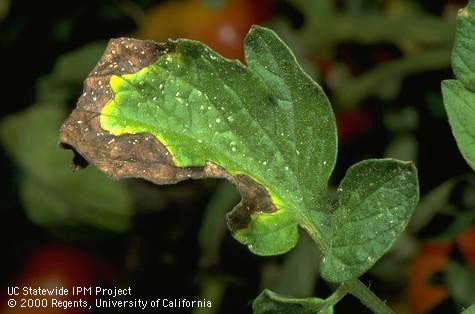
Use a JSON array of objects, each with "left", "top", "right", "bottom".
[
  {"left": 409, "top": 178, "right": 457, "bottom": 233},
  {"left": 263, "top": 232, "right": 320, "bottom": 298},
  {"left": 252, "top": 289, "right": 333, "bottom": 314}
]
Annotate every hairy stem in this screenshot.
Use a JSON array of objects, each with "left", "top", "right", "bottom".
[
  {"left": 303, "top": 218, "right": 394, "bottom": 314},
  {"left": 320, "top": 284, "right": 349, "bottom": 311},
  {"left": 344, "top": 279, "right": 395, "bottom": 314}
]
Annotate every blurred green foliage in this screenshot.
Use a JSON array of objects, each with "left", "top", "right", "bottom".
[
  {"left": 1, "top": 105, "right": 132, "bottom": 233},
  {"left": 36, "top": 42, "right": 107, "bottom": 105},
  {"left": 0, "top": 0, "right": 9, "bottom": 21}
]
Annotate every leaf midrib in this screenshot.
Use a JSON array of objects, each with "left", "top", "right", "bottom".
[{"left": 248, "top": 35, "right": 331, "bottom": 213}]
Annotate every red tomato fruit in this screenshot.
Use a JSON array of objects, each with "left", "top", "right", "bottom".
[
  {"left": 2, "top": 244, "right": 97, "bottom": 314},
  {"left": 139, "top": 0, "right": 274, "bottom": 60},
  {"left": 456, "top": 227, "right": 475, "bottom": 270},
  {"left": 335, "top": 110, "right": 372, "bottom": 145},
  {"left": 408, "top": 242, "right": 451, "bottom": 314}
]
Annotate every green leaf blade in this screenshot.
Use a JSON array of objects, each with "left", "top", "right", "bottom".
[
  {"left": 442, "top": 80, "right": 475, "bottom": 171},
  {"left": 321, "top": 159, "right": 419, "bottom": 282}
]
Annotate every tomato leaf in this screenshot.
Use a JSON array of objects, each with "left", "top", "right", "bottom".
[
  {"left": 442, "top": 0, "right": 475, "bottom": 171},
  {"left": 321, "top": 159, "right": 418, "bottom": 282},
  {"left": 60, "top": 26, "right": 337, "bottom": 256},
  {"left": 252, "top": 289, "right": 333, "bottom": 314},
  {"left": 1, "top": 105, "right": 132, "bottom": 232},
  {"left": 60, "top": 26, "right": 418, "bottom": 283}
]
